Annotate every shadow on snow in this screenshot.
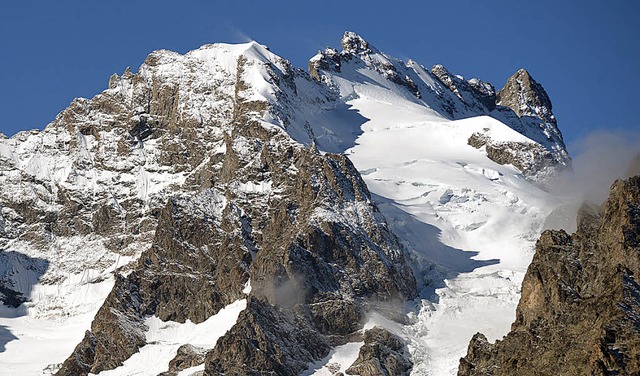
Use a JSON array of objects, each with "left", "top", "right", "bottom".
[
  {"left": 371, "top": 194, "right": 499, "bottom": 303},
  {"left": 0, "top": 250, "right": 49, "bottom": 352}
]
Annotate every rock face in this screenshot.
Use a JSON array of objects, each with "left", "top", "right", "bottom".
[
  {"left": 162, "top": 344, "right": 207, "bottom": 376},
  {"left": 346, "top": 327, "right": 412, "bottom": 376},
  {"left": 309, "top": 48, "right": 341, "bottom": 80},
  {"left": 50, "top": 40, "right": 416, "bottom": 376},
  {"left": 458, "top": 176, "right": 640, "bottom": 375},
  {"left": 497, "top": 68, "right": 555, "bottom": 124},
  {"left": 467, "top": 131, "right": 562, "bottom": 185},
  {"left": 466, "top": 69, "right": 571, "bottom": 185},
  {"left": 431, "top": 64, "right": 496, "bottom": 112}
]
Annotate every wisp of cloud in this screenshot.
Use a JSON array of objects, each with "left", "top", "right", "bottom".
[{"left": 544, "top": 130, "right": 640, "bottom": 232}]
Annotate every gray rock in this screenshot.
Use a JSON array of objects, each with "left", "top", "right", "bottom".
[
  {"left": 431, "top": 64, "right": 496, "bottom": 112},
  {"left": 157, "top": 344, "right": 207, "bottom": 376},
  {"left": 346, "top": 327, "right": 412, "bottom": 376},
  {"left": 309, "top": 48, "right": 341, "bottom": 80},
  {"left": 467, "top": 131, "right": 564, "bottom": 186},
  {"left": 459, "top": 176, "right": 640, "bottom": 375},
  {"left": 497, "top": 68, "right": 554, "bottom": 124},
  {"left": 341, "top": 31, "right": 372, "bottom": 55}
]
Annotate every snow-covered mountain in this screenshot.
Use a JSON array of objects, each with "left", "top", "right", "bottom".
[{"left": 0, "top": 32, "right": 570, "bottom": 375}]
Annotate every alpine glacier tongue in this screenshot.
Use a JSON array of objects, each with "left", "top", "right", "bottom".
[{"left": 307, "top": 32, "right": 567, "bottom": 375}]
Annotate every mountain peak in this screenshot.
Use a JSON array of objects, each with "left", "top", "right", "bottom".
[
  {"left": 497, "top": 68, "right": 555, "bottom": 124},
  {"left": 341, "top": 31, "right": 375, "bottom": 54}
]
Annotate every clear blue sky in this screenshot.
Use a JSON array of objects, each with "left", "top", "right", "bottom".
[{"left": 1, "top": 0, "right": 638, "bottom": 149}]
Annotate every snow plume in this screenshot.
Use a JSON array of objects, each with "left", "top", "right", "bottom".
[
  {"left": 230, "top": 28, "right": 254, "bottom": 43},
  {"left": 545, "top": 130, "right": 640, "bottom": 232}
]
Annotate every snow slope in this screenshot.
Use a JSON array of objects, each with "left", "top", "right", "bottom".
[
  {"left": 348, "top": 105, "right": 553, "bottom": 376},
  {"left": 305, "top": 33, "right": 564, "bottom": 376}
]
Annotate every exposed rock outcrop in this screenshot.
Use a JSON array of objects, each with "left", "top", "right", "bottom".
[
  {"left": 494, "top": 69, "right": 568, "bottom": 160},
  {"left": 341, "top": 31, "right": 373, "bottom": 55},
  {"left": 431, "top": 64, "right": 496, "bottom": 112},
  {"left": 309, "top": 48, "right": 341, "bottom": 80},
  {"left": 458, "top": 176, "right": 640, "bottom": 375},
  {"left": 161, "top": 344, "right": 207, "bottom": 376},
  {"left": 346, "top": 327, "right": 412, "bottom": 376},
  {"left": 465, "top": 69, "right": 571, "bottom": 186},
  {"left": 497, "top": 68, "right": 555, "bottom": 124},
  {"left": 467, "top": 131, "right": 563, "bottom": 185}
]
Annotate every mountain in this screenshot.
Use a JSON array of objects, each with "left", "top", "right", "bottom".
[
  {"left": 0, "top": 32, "right": 570, "bottom": 375},
  {"left": 459, "top": 175, "right": 640, "bottom": 375}
]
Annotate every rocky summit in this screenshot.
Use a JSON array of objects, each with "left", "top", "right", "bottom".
[{"left": 0, "top": 31, "right": 605, "bottom": 376}]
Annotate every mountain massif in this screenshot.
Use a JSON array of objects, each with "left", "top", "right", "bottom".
[{"left": 0, "top": 32, "right": 635, "bottom": 376}]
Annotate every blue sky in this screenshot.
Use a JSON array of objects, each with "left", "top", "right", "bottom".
[{"left": 1, "top": 0, "right": 638, "bottom": 150}]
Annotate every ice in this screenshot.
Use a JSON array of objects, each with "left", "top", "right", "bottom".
[
  {"left": 176, "top": 364, "right": 204, "bottom": 376},
  {"left": 234, "top": 181, "right": 273, "bottom": 194},
  {"left": 242, "top": 279, "right": 252, "bottom": 294},
  {"left": 303, "top": 341, "right": 364, "bottom": 376},
  {"left": 311, "top": 45, "right": 562, "bottom": 375},
  {"left": 0, "top": 292, "right": 110, "bottom": 376}
]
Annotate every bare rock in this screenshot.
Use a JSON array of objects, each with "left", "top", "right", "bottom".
[
  {"left": 341, "top": 31, "right": 372, "bottom": 55},
  {"left": 458, "top": 176, "right": 640, "bottom": 375},
  {"left": 309, "top": 48, "right": 341, "bottom": 80},
  {"left": 158, "top": 344, "right": 207, "bottom": 376},
  {"left": 497, "top": 68, "right": 554, "bottom": 124},
  {"left": 431, "top": 64, "right": 496, "bottom": 112},
  {"left": 467, "top": 131, "right": 563, "bottom": 186},
  {"left": 346, "top": 327, "right": 412, "bottom": 376}
]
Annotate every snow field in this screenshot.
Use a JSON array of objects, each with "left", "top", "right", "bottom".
[{"left": 313, "top": 53, "right": 560, "bottom": 375}]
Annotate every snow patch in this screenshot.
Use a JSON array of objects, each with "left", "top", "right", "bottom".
[
  {"left": 94, "top": 299, "right": 247, "bottom": 376},
  {"left": 303, "top": 341, "right": 363, "bottom": 376}
]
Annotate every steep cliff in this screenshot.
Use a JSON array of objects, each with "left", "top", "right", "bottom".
[{"left": 459, "top": 176, "right": 640, "bottom": 375}]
